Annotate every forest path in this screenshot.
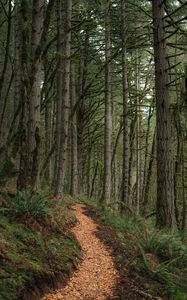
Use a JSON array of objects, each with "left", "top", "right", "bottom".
[{"left": 41, "top": 203, "right": 119, "bottom": 300}]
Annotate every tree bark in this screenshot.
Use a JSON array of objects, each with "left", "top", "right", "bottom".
[
  {"left": 70, "top": 63, "right": 79, "bottom": 196},
  {"left": 135, "top": 51, "right": 142, "bottom": 215},
  {"left": 142, "top": 130, "right": 156, "bottom": 214},
  {"left": 29, "top": 0, "right": 44, "bottom": 189},
  {"left": 54, "top": 0, "right": 63, "bottom": 186},
  {"left": 17, "top": 0, "right": 30, "bottom": 190},
  {"left": 121, "top": 0, "right": 130, "bottom": 209},
  {"left": 152, "top": 0, "right": 176, "bottom": 229},
  {"left": 44, "top": 62, "right": 52, "bottom": 182},
  {"left": 56, "top": 0, "right": 72, "bottom": 194},
  {"left": 14, "top": 0, "right": 22, "bottom": 115},
  {"left": 103, "top": 0, "right": 112, "bottom": 205}
]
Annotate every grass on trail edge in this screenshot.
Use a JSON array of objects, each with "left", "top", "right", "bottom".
[
  {"left": 0, "top": 192, "right": 81, "bottom": 300},
  {"left": 80, "top": 194, "right": 187, "bottom": 300}
]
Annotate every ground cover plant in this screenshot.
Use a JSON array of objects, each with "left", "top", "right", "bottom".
[{"left": 0, "top": 192, "right": 80, "bottom": 300}]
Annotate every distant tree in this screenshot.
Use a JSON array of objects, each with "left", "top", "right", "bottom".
[
  {"left": 121, "top": 0, "right": 130, "bottom": 210},
  {"left": 103, "top": 0, "right": 112, "bottom": 205}
]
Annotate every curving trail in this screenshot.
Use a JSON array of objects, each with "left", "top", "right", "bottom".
[{"left": 41, "top": 203, "right": 119, "bottom": 300}]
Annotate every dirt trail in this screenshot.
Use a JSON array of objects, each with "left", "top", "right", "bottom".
[{"left": 41, "top": 203, "right": 119, "bottom": 300}]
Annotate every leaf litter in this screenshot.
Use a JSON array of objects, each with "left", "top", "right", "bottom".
[{"left": 41, "top": 204, "right": 119, "bottom": 300}]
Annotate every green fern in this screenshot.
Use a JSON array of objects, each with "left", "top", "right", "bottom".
[{"left": 1, "top": 190, "right": 49, "bottom": 219}]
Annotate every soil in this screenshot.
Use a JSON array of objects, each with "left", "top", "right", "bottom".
[
  {"left": 84, "top": 205, "right": 167, "bottom": 300},
  {"left": 41, "top": 204, "right": 119, "bottom": 300},
  {"left": 39, "top": 203, "right": 166, "bottom": 300}
]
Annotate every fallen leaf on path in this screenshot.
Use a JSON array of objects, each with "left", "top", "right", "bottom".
[{"left": 41, "top": 204, "right": 119, "bottom": 300}]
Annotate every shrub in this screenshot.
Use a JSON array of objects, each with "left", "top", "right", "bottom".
[
  {"left": 138, "top": 230, "right": 187, "bottom": 298},
  {"left": 1, "top": 190, "right": 49, "bottom": 219}
]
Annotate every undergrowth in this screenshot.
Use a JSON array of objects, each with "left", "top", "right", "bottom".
[
  {"left": 0, "top": 192, "right": 80, "bottom": 300},
  {"left": 1, "top": 190, "right": 49, "bottom": 219},
  {"left": 81, "top": 194, "right": 187, "bottom": 300}
]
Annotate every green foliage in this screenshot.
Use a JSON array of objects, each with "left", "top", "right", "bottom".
[
  {"left": 82, "top": 195, "right": 187, "bottom": 299},
  {"left": 137, "top": 230, "right": 187, "bottom": 298},
  {"left": 0, "top": 193, "right": 80, "bottom": 300},
  {"left": 80, "top": 193, "right": 100, "bottom": 207},
  {"left": 140, "top": 230, "right": 187, "bottom": 259},
  {"left": 2, "top": 190, "right": 49, "bottom": 219}
]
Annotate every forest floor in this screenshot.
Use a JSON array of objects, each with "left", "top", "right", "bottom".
[
  {"left": 1, "top": 194, "right": 186, "bottom": 300},
  {"left": 41, "top": 203, "right": 165, "bottom": 300},
  {"left": 41, "top": 203, "right": 119, "bottom": 300},
  {"left": 0, "top": 194, "right": 81, "bottom": 300}
]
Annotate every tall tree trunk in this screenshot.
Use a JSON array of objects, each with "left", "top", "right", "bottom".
[
  {"left": 54, "top": 0, "right": 63, "bottom": 186},
  {"left": 56, "top": 0, "right": 72, "bottom": 194},
  {"left": 70, "top": 63, "right": 79, "bottom": 196},
  {"left": 121, "top": 0, "right": 130, "bottom": 209},
  {"left": 135, "top": 52, "right": 141, "bottom": 215},
  {"left": 29, "top": 0, "right": 44, "bottom": 189},
  {"left": 14, "top": 1, "right": 22, "bottom": 115},
  {"left": 17, "top": 0, "right": 30, "bottom": 190},
  {"left": 111, "top": 101, "right": 118, "bottom": 201},
  {"left": 129, "top": 113, "right": 136, "bottom": 206},
  {"left": 142, "top": 130, "right": 156, "bottom": 214},
  {"left": 103, "top": 0, "right": 112, "bottom": 205},
  {"left": 182, "top": 140, "right": 187, "bottom": 231},
  {"left": 18, "top": 0, "right": 54, "bottom": 190},
  {"left": 0, "top": 0, "right": 12, "bottom": 141},
  {"left": 141, "top": 104, "right": 154, "bottom": 210},
  {"left": 152, "top": 0, "right": 176, "bottom": 229},
  {"left": 44, "top": 61, "right": 52, "bottom": 182}
]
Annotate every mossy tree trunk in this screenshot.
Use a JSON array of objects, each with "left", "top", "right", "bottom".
[{"left": 152, "top": 0, "right": 176, "bottom": 229}]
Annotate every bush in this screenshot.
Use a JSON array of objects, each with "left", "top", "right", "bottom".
[
  {"left": 1, "top": 190, "right": 49, "bottom": 219},
  {"left": 138, "top": 230, "right": 187, "bottom": 298}
]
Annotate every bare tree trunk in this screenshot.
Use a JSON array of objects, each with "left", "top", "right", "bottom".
[
  {"left": 17, "top": 0, "right": 30, "bottom": 190},
  {"left": 56, "top": 0, "right": 72, "bottom": 194},
  {"left": 90, "top": 160, "right": 98, "bottom": 198},
  {"left": 135, "top": 52, "right": 141, "bottom": 215},
  {"left": 141, "top": 104, "right": 154, "bottom": 210},
  {"left": 70, "top": 63, "right": 79, "bottom": 196},
  {"left": 29, "top": 0, "right": 44, "bottom": 189},
  {"left": 18, "top": 0, "right": 54, "bottom": 190},
  {"left": 14, "top": 1, "right": 22, "bottom": 115},
  {"left": 111, "top": 101, "right": 118, "bottom": 202},
  {"left": 182, "top": 65, "right": 187, "bottom": 231},
  {"left": 152, "top": 0, "right": 176, "bottom": 229},
  {"left": 142, "top": 130, "right": 156, "bottom": 214},
  {"left": 54, "top": 0, "right": 63, "bottom": 186},
  {"left": 129, "top": 113, "right": 136, "bottom": 206},
  {"left": 103, "top": 0, "right": 112, "bottom": 205},
  {"left": 182, "top": 140, "right": 187, "bottom": 231},
  {"left": 121, "top": 0, "right": 130, "bottom": 209},
  {"left": 44, "top": 63, "right": 52, "bottom": 182},
  {"left": 0, "top": 0, "right": 12, "bottom": 141}
]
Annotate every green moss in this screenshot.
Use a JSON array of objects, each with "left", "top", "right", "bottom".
[{"left": 0, "top": 194, "right": 80, "bottom": 300}]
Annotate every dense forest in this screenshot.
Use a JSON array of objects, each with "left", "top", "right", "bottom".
[{"left": 0, "top": 0, "right": 187, "bottom": 299}]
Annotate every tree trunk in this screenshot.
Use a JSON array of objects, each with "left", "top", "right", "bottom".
[
  {"left": 14, "top": 1, "right": 22, "bottom": 115},
  {"left": 29, "top": 0, "right": 44, "bottom": 189},
  {"left": 135, "top": 51, "right": 141, "bottom": 215},
  {"left": 141, "top": 104, "right": 154, "bottom": 211},
  {"left": 70, "top": 63, "right": 79, "bottom": 196},
  {"left": 54, "top": 0, "right": 63, "bottom": 186},
  {"left": 142, "top": 130, "right": 156, "bottom": 214},
  {"left": 152, "top": 0, "right": 176, "bottom": 229},
  {"left": 44, "top": 63, "right": 52, "bottom": 182},
  {"left": 121, "top": 0, "right": 130, "bottom": 209},
  {"left": 103, "top": 0, "right": 112, "bottom": 205},
  {"left": 17, "top": 0, "right": 30, "bottom": 190},
  {"left": 56, "top": 0, "right": 72, "bottom": 194}
]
